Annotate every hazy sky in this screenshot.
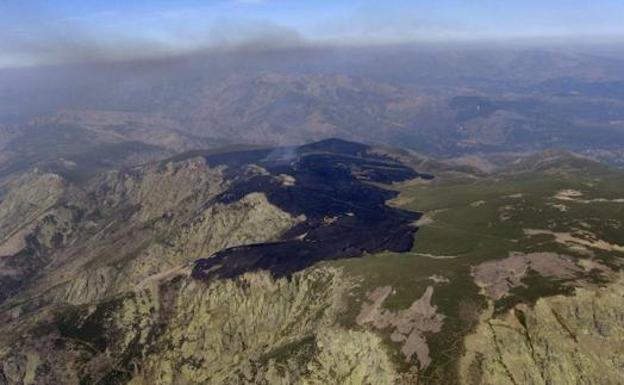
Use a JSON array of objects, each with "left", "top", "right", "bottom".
[{"left": 2, "top": 0, "right": 624, "bottom": 67}]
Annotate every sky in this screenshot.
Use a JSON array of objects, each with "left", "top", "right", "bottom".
[{"left": 2, "top": 0, "right": 624, "bottom": 68}]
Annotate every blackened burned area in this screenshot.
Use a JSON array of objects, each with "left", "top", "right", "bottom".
[{"left": 192, "top": 139, "right": 428, "bottom": 281}]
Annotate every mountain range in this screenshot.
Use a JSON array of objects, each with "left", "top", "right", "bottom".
[{"left": 2, "top": 46, "right": 624, "bottom": 385}]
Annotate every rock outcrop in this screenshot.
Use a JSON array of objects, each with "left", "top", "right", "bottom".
[
  {"left": 0, "top": 267, "right": 399, "bottom": 385},
  {"left": 461, "top": 275, "right": 624, "bottom": 385},
  {"left": 357, "top": 286, "right": 445, "bottom": 371},
  {"left": 0, "top": 140, "right": 425, "bottom": 385}
]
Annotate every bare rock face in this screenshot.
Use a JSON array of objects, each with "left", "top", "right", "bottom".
[
  {"left": 58, "top": 190, "right": 300, "bottom": 305},
  {"left": 472, "top": 252, "right": 582, "bottom": 300},
  {"left": 461, "top": 274, "right": 624, "bottom": 385},
  {"left": 0, "top": 172, "right": 77, "bottom": 303},
  {"left": 0, "top": 172, "right": 66, "bottom": 240},
  {"left": 91, "top": 156, "right": 225, "bottom": 222},
  {"left": 303, "top": 328, "right": 397, "bottom": 385},
  {"left": 0, "top": 267, "right": 398, "bottom": 385},
  {"left": 357, "top": 286, "right": 445, "bottom": 371},
  {"left": 0, "top": 152, "right": 304, "bottom": 308},
  {"left": 136, "top": 268, "right": 348, "bottom": 385}
]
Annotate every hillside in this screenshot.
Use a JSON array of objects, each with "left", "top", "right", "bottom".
[{"left": 0, "top": 139, "right": 623, "bottom": 384}]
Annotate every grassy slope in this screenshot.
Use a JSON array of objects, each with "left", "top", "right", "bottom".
[{"left": 328, "top": 155, "right": 624, "bottom": 384}]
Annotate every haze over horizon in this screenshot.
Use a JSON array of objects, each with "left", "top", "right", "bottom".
[{"left": 3, "top": 0, "right": 624, "bottom": 68}]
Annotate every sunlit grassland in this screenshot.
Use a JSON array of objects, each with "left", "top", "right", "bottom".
[{"left": 328, "top": 160, "right": 624, "bottom": 383}]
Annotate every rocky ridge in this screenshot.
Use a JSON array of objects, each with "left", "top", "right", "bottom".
[
  {"left": 461, "top": 274, "right": 624, "bottom": 385},
  {"left": 0, "top": 139, "right": 427, "bottom": 385}
]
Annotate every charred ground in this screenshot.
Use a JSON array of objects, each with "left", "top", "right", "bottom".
[{"left": 192, "top": 138, "right": 431, "bottom": 280}]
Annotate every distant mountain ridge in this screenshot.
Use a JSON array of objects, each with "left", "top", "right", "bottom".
[{"left": 3, "top": 47, "right": 624, "bottom": 167}]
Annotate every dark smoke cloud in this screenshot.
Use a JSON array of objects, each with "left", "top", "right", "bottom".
[
  {"left": 4, "top": 3, "right": 624, "bottom": 69},
  {"left": 0, "top": 7, "right": 307, "bottom": 68}
]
